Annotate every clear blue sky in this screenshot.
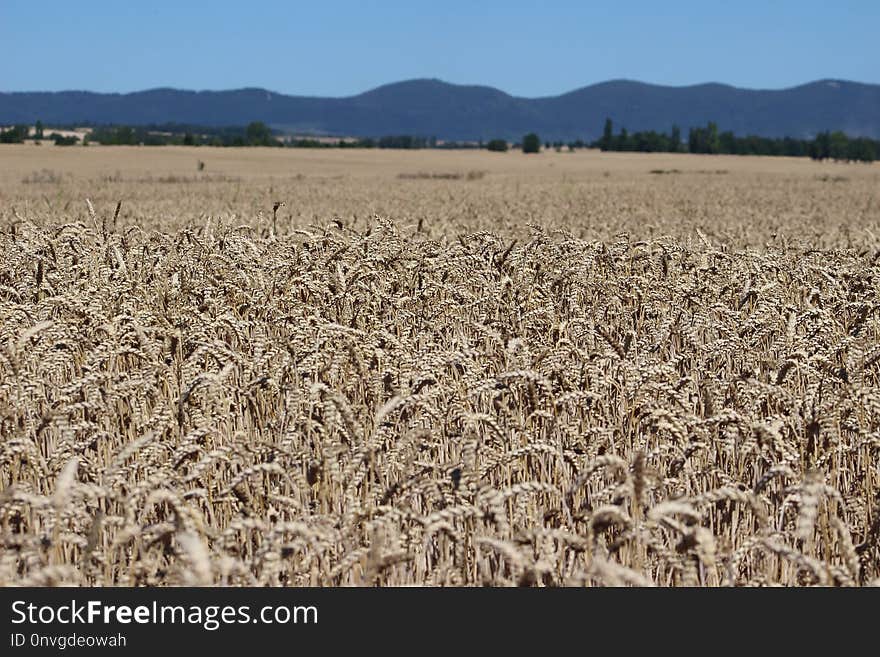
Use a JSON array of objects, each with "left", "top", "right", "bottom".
[{"left": 2, "top": 1, "right": 877, "bottom": 96}]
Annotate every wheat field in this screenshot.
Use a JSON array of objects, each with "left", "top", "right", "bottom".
[{"left": 1, "top": 144, "right": 879, "bottom": 586}]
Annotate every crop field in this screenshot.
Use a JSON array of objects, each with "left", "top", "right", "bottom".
[{"left": 1, "top": 144, "right": 879, "bottom": 586}]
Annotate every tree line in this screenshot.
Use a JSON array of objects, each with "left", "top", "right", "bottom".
[
  {"left": 0, "top": 121, "right": 484, "bottom": 149},
  {"left": 0, "top": 122, "right": 580, "bottom": 153},
  {"left": 595, "top": 118, "right": 878, "bottom": 162},
  {"left": 0, "top": 121, "right": 81, "bottom": 145},
  {"left": 3, "top": 118, "right": 877, "bottom": 161}
]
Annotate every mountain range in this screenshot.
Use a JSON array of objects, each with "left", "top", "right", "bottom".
[{"left": 2, "top": 78, "right": 879, "bottom": 141}]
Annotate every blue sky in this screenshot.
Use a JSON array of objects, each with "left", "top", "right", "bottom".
[{"left": 2, "top": 1, "right": 877, "bottom": 96}]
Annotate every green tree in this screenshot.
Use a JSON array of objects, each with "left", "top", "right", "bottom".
[
  {"left": 486, "top": 139, "right": 508, "bottom": 152},
  {"left": 782, "top": 137, "right": 804, "bottom": 157},
  {"left": 245, "top": 121, "right": 274, "bottom": 146},
  {"left": 522, "top": 133, "right": 541, "bottom": 153},
  {"left": 35, "top": 120, "right": 44, "bottom": 140},
  {"left": 688, "top": 123, "right": 720, "bottom": 154},
  {"left": 117, "top": 126, "right": 136, "bottom": 145},
  {"left": 810, "top": 132, "right": 830, "bottom": 160},
  {"left": 719, "top": 130, "right": 736, "bottom": 154},
  {"left": 600, "top": 118, "right": 614, "bottom": 151},
  {"left": 688, "top": 126, "right": 700, "bottom": 153},
  {"left": 669, "top": 124, "right": 681, "bottom": 152},
  {"left": 828, "top": 131, "right": 849, "bottom": 160},
  {"left": 707, "top": 122, "right": 720, "bottom": 154},
  {"left": 848, "top": 138, "right": 876, "bottom": 163}
]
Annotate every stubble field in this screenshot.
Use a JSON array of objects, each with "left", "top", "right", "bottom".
[{"left": 1, "top": 144, "right": 879, "bottom": 586}]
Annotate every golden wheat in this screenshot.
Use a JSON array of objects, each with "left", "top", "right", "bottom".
[{"left": 0, "top": 146, "right": 878, "bottom": 586}]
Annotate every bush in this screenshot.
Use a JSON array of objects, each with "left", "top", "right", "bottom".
[
  {"left": 0, "top": 125, "right": 29, "bottom": 143},
  {"left": 486, "top": 139, "right": 508, "bottom": 152},
  {"left": 49, "top": 133, "right": 79, "bottom": 146},
  {"left": 522, "top": 133, "right": 540, "bottom": 154}
]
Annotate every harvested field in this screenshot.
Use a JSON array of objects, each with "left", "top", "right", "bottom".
[{"left": 1, "top": 145, "right": 879, "bottom": 586}]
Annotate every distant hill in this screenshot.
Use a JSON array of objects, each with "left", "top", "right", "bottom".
[{"left": 2, "top": 78, "right": 878, "bottom": 141}]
